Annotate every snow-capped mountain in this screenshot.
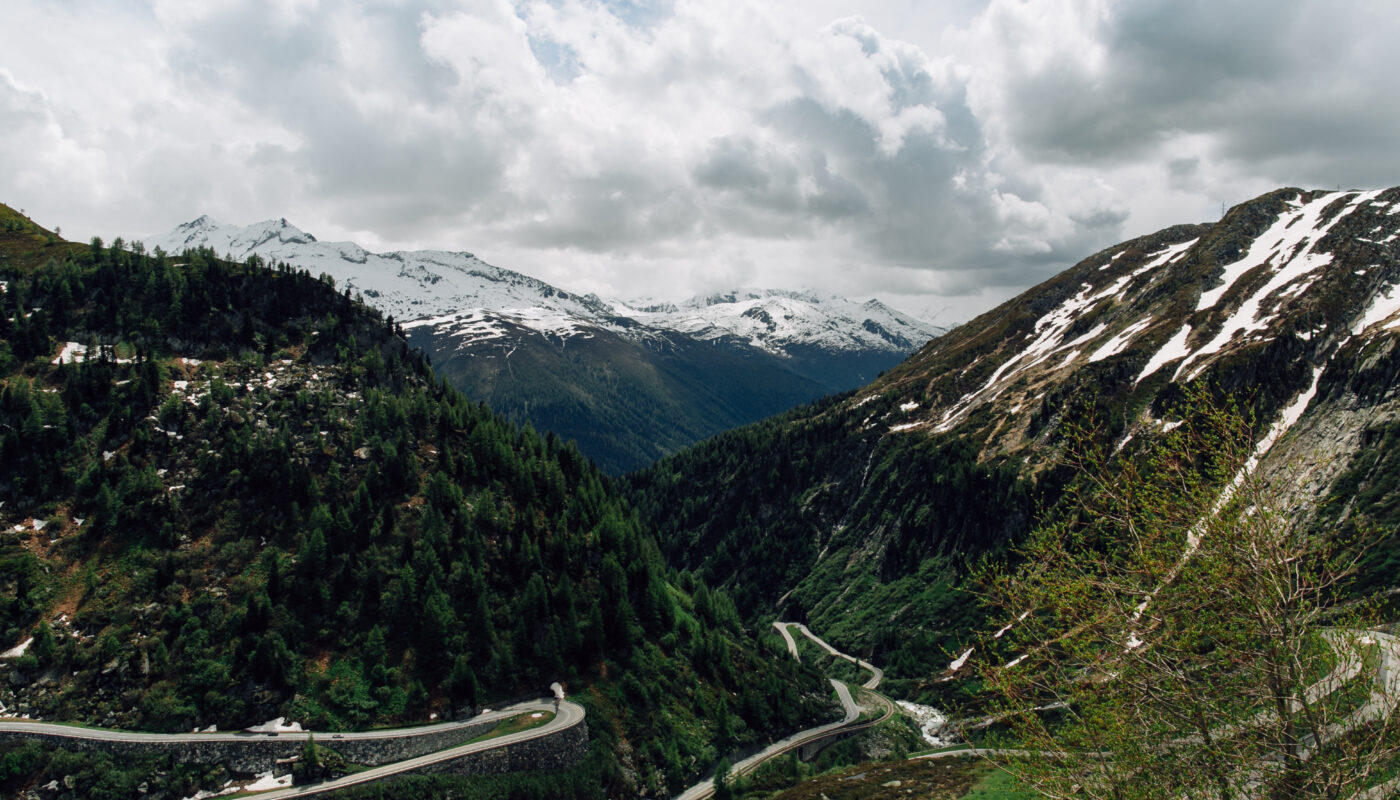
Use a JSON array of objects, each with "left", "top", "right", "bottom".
[
  {"left": 148, "top": 216, "right": 617, "bottom": 338},
  {"left": 146, "top": 216, "right": 942, "bottom": 472},
  {"left": 617, "top": 288, "right": 942, "bottom": 358},
  {"left": 866, "top": 186, "right": 1400, "bottom": 470},
  {"left": 147, "top": 218, "right": 941, "bottom": 361}
]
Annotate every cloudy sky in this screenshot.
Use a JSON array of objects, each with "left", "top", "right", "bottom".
[{"left": 3, "top": 0, "right": 1397, "bottom": 322}]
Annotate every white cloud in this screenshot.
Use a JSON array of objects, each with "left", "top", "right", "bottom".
[{"left": 2, "top": 0, "right": 1397, "bottom": 323}]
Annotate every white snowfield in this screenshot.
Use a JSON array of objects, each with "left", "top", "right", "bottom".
[
  {"left": 243, "top": 717, "right": 303, "bottom": 733},
  {"left": 146, "top": 217, "right": 615, "bottom": 339},
  {"left": 0, "top": 638, "right": 34, "bottom": 659},
  {"left": 145, "top": 218, "right": 942, "bottom": 358}
]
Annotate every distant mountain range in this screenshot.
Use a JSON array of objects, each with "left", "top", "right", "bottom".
[{"left": 147, "top": 217, "right": 944, "bottom": 472}]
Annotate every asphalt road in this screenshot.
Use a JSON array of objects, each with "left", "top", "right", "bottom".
[
  {"left": 672, "top": 678, "right": 865, "bottom": 800},
  {"left": 250, "top": 698, "right": 585, "bottom": 799},
  {"left": 673, "top": 624, "right": 898, "bottom": 800},
  {"left": 0, "top": 704, "right": 539, "bottom": 745},
  {"left": 0, "top": 698, "right": 586, "bottom": 798},
  {"left": 926, "top": 628, "right": 1400, "bottom": 799},
  {"left": 773, "top": 621, "right": 884, "bottom": 690}
]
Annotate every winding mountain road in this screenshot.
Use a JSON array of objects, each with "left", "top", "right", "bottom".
[
  {"left": 251, "top": 699, "right": 585, "bottom": 799},
  {"left": 921, "top": 628, "right": 1400, "bottom": 800},
  {"left": 0, "top": 698, "right": 585, "bottom": 797},
  {"left": 672, "top": 678, "right": 866, "bottom": 800},
  {"left": 0, "top": 702, "right": 551, "bottom": 746},
  {"left": 773, "top": 622, "right": 884, "bottom": 690},
  {"left": 672, "top": 623, "right": 896, "bottom": 800}
]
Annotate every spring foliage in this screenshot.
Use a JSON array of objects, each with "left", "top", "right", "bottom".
[{"left": 976, "top": 392, "right": 1400, "bottom": 799}]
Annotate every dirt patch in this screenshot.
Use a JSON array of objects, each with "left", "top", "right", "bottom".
[
  {"left": 16, "top": 530, "right": 48, "bottom": 559},
  {"left": 50, "top": 583, "right": 83, "bottom": 620}
]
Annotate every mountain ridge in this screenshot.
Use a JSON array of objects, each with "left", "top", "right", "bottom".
[
  {"left": 147, "top": 217, "right": 945, "bottom": 472},
  {"left": 629, "top": 186, "right": 1400, "bottom": 703},
  {"left": 147, "top": 218, "right": 943, "bottom": 357}
]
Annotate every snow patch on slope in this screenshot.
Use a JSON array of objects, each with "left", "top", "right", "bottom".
[
  {"left": 1140, "top": 238, "right": 1199, "bottom": 273},
  {"left": 1354, "top": 281, "right": 1400, "bottom": 333},
  {"left": 1195, "top": 193, "right": 1364, "bottom": 312},
  {"left": 932, "top": 235, "right": 1202, "bottom": 432},
  {"left": 1090, "top": 319, "right": 1154, "bottom": 363},
  {"left": 1175, "top": 192, "right": 1384, "bottom": 381},
  {"left": 1136, "top": 191, "right": 1382, "bottom": 385}
]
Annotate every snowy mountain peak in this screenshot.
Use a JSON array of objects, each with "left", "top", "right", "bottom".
[
  {"left": 862, "top": 186, "right": 1400, "bottom": 459},
  {"left": 238, "top": 217, "right": 317, "bottom": 249},
  {"left": 148, "top": 216, "right": 944, "bottom": 373},
  {"left": 624, "top": 286, "right": 944, "bottom": 356},
  {"left": 862, "top": 298, "right": 894, "bottom": 313},
  {"left": 163, "top": 214, "right": 223, "bottom": 250},
  {"left": 146, "top": 217, "right": 608, "bottom": 331},
  {"left": 688, "top": 287, "right": 827, "bottom": 309}
]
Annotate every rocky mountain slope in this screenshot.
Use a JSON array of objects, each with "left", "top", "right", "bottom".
[
  {"left": 629, "top": 187, "right": 1400, "bottom": 698},
  {"left": 147, "top": 219, "right": 942, "bottom": 473},
  {"left": 0, "top": 206, "right": 832, "bottom": 799}
]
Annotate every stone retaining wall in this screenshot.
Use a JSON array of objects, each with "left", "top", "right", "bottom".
[
  {"left": 413, "top": 718, "right": 589, "bottom": 778},
  {"left": 316, "top": 720, "right": 500, "bottom": 766},
  {"left": 0, "top": 717, "right": 499, "bottom": 774}
]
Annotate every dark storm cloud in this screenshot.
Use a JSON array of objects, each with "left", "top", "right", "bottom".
[
  {"left": 0, "top": 72, "right": 48, "bottom": 146},
  {"left": 995, "top": 0, "right": 1400, "bottom": 187},
  {"left": 1071, "top": 206, "right": 1130, "bottom": 231},
  {"left": 694, "top": 138, "right": 778, "bottom": 193},
  {"left": 512, "top": 172, "right": 702, "bottom": 252},
  {"left": 1001, "top": 1, "right": 1298, "bottom": 163}
]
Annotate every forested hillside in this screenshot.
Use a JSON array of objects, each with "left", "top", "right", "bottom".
[
  {"left": 149, "top": 216, "right": 935, "bottom": 476},
  {"left": 626, "top": 393, "right": 1040, "bottom": 697},
  {"left": 630, "top": 187, "right": 1400, "bottom": 706},
  {"left": 406, "top": 319, "right": 832, "bottom": 475},
  {"left": 0, "top": 205, "right": 831, "bottom": 799}
]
